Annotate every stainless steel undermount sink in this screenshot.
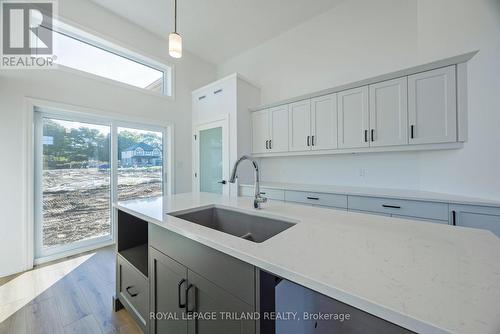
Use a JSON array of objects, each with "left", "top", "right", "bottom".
[{"left": 168, "top": 206, "right": 296, "bottom": 243}]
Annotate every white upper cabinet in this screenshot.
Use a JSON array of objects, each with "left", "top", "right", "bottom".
[
  {"left": 338, "top": 86, "right": 370, "bottom": 149},
  {"left": 250, "top": 54, "right": 471, "bottom": 156},
  {"left": 369, "top": 77, "right": 408, "bottom": 147},
  {"left": 252, "top": 109, "right": 270, "bottom": 154},
  {"left": 408, "top": 66, "right": 457, "bottom": 144},
  {"left": 288, "top": 100, "right": 311, "bottom": 152},
  {"left": 311, "top": 94, "right": 338, "bottom": 150},
  {"left": 269, "top": 105, "right": 289, "bottom": 153}
]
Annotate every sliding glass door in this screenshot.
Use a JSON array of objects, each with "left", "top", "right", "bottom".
[
  {"left": 117, "top": 127, "right": 164, "bottom": 201},
  {"left": 34, "top": 111, "right": 168, "bottom": 259},
  {"left": 35, "top": 115, "right": 112, "bottom": 257}
]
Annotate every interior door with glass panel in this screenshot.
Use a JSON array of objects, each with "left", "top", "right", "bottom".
[
  {"left": 194, "top": 119, "right": 229, "bottom": 196},
  {"left": 35, "top": 113, "right": 112, "bottom": 258}
]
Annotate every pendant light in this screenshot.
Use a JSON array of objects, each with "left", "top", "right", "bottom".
[{"left": 169, "top": 0, "right": 182, "bottom": 58}]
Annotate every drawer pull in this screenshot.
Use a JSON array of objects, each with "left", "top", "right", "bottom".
[
  {"left": 214, "top": 89, "right": 223, "bottom": 94},
  {"left": 178, "top": 279, "right": 187, "bottom": 308},
  {"left": 260, "top": 192, "right": 266, "bottom": 195},
  {"left": 382, "top": 204, "right": 401, "bottom": 209},
  {"left": 198, "top": 95, "right": 206, "bottom": 100},
  {"left": 307, "top": 197, "right": 319, "bottom": 200},
  {"left": 125, "top": 286, "right": 138, "bottom": 297}
]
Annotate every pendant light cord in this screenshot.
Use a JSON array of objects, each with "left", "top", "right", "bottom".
[{"left": 174, "top": 0, "right": 177, "bottom": 33}]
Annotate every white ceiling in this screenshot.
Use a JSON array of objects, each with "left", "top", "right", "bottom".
[{"left": 90, "top": 0, "right": 346, "bottom": 64}]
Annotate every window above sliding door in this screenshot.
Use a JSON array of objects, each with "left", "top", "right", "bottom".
[{"left": 38, "top": 20, "right": 173, "bottom": 96}]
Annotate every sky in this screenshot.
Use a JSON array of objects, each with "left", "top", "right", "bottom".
[{"left": 47, "top": 28, "right": 164, "bottom": 90}]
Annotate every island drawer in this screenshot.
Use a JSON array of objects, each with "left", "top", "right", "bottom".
[
  {"left": 348, "top": 196, "right": 449, "bottom": 221},
  {"left": 285, "top": 190, "right": 348, "bottom": 209},
  {"left": 117, "top": 255, "right": 148, "bottom": 325},
  {"left": 149, "top": 224, "right": 255, "bottom": 306},
  {"left": 239, "top": 185, "right": 285, "bottom": 201}
]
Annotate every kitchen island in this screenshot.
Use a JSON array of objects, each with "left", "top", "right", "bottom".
[{"left": 114, "top": 192, "right": 500, "bottom": 334}]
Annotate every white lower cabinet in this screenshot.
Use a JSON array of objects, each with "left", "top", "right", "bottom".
[
  {"left": 408, "top": 66, "right": 457, "bottom": 144},
  {"left": 450, "top": 204, "right": 500, "bottom": 238},
  {"left": 369, "top": 77, "right": 408, "bottom": 147},
  {"left": 338, "top": 86, "right": 370, "bottom": 149}
]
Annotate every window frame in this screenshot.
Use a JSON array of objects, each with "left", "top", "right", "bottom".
[
  {"left": 49, "top": 19, "right": 174, "bottom": 99},
  {"left": 31, "top": 101, "right": 173, "bottom": 263}
]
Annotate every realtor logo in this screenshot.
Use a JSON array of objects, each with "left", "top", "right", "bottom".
[{"left": 1, "top": 0, "right": 56, "bottom": 68}]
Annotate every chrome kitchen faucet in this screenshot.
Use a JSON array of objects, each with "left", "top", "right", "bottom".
[{"left": 229, "top": 155, "right": 267, "bottom": 209}]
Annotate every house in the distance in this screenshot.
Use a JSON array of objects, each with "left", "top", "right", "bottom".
[{"left": 121, "top": 142, "right": 162, "bottom": 167}]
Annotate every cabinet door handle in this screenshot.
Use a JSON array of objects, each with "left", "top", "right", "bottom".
[
  {"left": 311, "top": 135, "right": 315, "bottom": 146},
  {"left": 198, "top": 95, "right": 206, "bottom": 100},
  {"left": 364, "top": 130, "right": 368, "bottom": 143},
  {"left": 186, "top": 284, "right": 196, "bottom": 314},
  {"left": 269, "top": 139, "right": 272, "bottom": 150},
  {"left": 307, "top": 197, "right": 319, "bottom": 200},
  {"left": 410, "top": 125, "right": 415, "bottom": 139},
  {"left": 265, "top": 140, "right": 269, "bottom": 150},
  {"left": 213, "top": 88, "right": 223, "bottom": 94},
  {"left": 451, "top": 210, "right": 457, "bottom": 226},
  {"left": 382, "top": 204, "right": 401, "bottom": 209},
  {"left": 178, "top": 279, "right": 187, "bottom": 308},
  {"left": 307, "top": 136, "right": 310, "bottom": 147},
  {"left": 371, "top": 129, "right": 375, "bottom": 142},
  {"left": 125, "top": 286, "right": 138, "bottom": 297}
]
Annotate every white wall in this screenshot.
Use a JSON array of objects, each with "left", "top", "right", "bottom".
[
  {"left": 0, "top": 0, "right": 217, "bottom": 277},
  {"left": 217, "top": 0, "right": 500, "bottom": 199},
  {"left": 416, "top": 0, "right": 500, "bottom": 199}
]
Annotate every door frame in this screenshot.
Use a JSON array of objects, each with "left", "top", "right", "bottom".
[
  {"left": 192, "top": 117, "right": 230, "bottom": 196},
  {"left": 27, "top": 97, "right": 173, "bottom": 265}
]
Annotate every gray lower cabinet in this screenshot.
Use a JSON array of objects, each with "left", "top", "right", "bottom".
[
  {"left": 450, "top": 204, "right": 500, "bottom": 238},
  {"left": 117, "top": 254, "right": 149, "bottom": 332},
  {"left": 149, "top": 246, "right": 255, "bottom": 334},
  {"left": 150, "top": 247, "right": 188, "bottom": 334},
  {"left": 148, "top": 224, "right": 257, "bottom": 334},
  {"left": 187, "top": 270, "right": 255, "bottom": 334},
  {"left": 348, "top": 195, "right": 449, "bottom": 221},
  {"left": 285, "top": 190, "right": 347, "bottom": 209},
  {"left": 391, "top": 214, "right": 448, "bottom": 224},
  {"left": 240, "top": 185, "right": 285, "bottom": 201}
]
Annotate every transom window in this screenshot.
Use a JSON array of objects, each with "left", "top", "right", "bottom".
[{"left": 40, "top": 21, "right": 173, "bottom": 96}]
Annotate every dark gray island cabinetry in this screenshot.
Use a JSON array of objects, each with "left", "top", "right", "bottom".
[{"left": 114, "top": 208, "right": 414, "bottom": 334}]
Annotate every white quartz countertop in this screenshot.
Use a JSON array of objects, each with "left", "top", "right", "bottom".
[
  {"left": 115, "top": 193, "right": 500, "bottom": 334},
  {"left": 240, "top": 182, "right": 500, "bottom": 207}
]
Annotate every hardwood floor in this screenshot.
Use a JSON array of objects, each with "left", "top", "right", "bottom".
[{"left": 0, "top": 246, "right": 142, "bottom": 334}]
